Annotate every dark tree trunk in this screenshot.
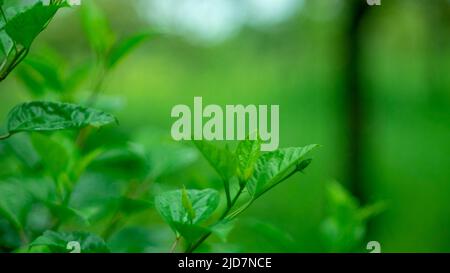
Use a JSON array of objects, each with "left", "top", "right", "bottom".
[{"left": 345, "top": 1, "right": 369, "bottom": 202}]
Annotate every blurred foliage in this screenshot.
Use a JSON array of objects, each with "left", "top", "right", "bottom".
[{"left": 0, "top": 0, "right": 449, "bottom": 253}]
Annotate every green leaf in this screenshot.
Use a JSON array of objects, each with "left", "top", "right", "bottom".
[
  {"left": 194, "top": 141, "right": 237, "bottom": 181},
  {"left": 1, "top": 1, "right": 67, "bottom": 81},
  {"left": 107, "top": 32, "right": 152, "bottom": 68},
  {"left": 31, "top": 133, "right": 69, "bottom": 177},
  {"left": 181, "top": 186, "right": 196, "bottom": 223},
  {"left": 155, "top": 188, "right": 220, "bottom": 242},
  {"left": 0, "top": 34, "right": 10, "bottom": 58},
  {"left": 4, "top": 101, "right": 118, "bottom": 136},
  {"left": 236, "top": 138, "right": 261, "bottom": 183},
  {"left": 30, "top": 231, "right": 109, "bottom": 253},
  {"left": 194, "top": 141, "right": 236, "bottom": 206},
  {"left": 296, "top": 158, "right": 313, "bottom": 173},
  {"left": 80, "top": 0, "right": 115, "bottom": 56},
  {"left": 247, "top": 145, "right": 318, "bottom": 198},
  {"left": 5, "top": 1, "right": 62, "bottom": 48},
  {"left": 0, "top": 30, "right": 14, "bottom": 67},
  {"left": 173, "top": 223, "right": 208, "bottom": 244}
]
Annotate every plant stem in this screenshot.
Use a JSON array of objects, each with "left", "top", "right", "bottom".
[
  {"left": 185, "top": 232, "right": 209, "bottom": 253},
  {"left": 101, "top": 179, "right": 151, "bottom": 240},
  {"left": 75, "top": 126, "right": 93, "bottom": 149},
  {"left": 102, "top": 211, "right": 124, "bottom": 240},
  {"left": 0, "top": 48, "right": 29, "bottom": 81},
  {"left": 0, "top": 7, "right": 8, "bottom": 26},
  {"left": 186, "top": 169, "right": 303, "bottom": 253},
  {"left": 18, "top": 229, "right": 29, "bottom": 247},
  {"left": 254, "top": 168, "right": 299, "bottom": 199},
  {"left": 186, "top": 184, "right": 245, "bottom": 253},
  {"left": 0, "top": 133, "right": 11, "bottom": 141},
  {"left": 223, "top": 180, "right": 232, "bottom": 209},
  {"left": 170, "top": 236, "right": 181, "bottom": 253},
  {"left": 221, "top": 185, "right": 244, "bottom": 219}
]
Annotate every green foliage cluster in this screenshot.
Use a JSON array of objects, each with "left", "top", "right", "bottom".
[
  {"left": 0, "top": 0, "right": 381, "bottom": 253},
  {"left": 0, "top": 0, "right": 156, "bottom": 253},
  {"left": 0, "top": 0, "right": 71, "bottom": 80},
  {"left": 158, "top": 140, "right": 317, "bottom": 252}
]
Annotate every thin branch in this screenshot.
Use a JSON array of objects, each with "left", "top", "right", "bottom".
[
  {"left": 0, "top": 48, "right": 29, "bottom": 81},
  {"left": 186, "top": 184, "right": 246, "bottom": 253},
  {"left": 0, "top": 6, "right": 8, "bottom": 23},
  {"left": 186, "top": 168, "right": 305, "bottom": 253},
  {"left": 170, "top": 236, "right": 181, "bottom": 253},
  {"left": 223, "top": 180, "right": 232, "bottom": 209},
  {"left": 0, "top": 132, "right": 11, "bottom": 141}
]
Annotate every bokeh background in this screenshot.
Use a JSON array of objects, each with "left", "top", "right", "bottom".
[{"left": 1, "top": 0, "right": 449, "bottom": 252}]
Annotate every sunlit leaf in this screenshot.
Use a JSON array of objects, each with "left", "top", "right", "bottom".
[
  {"left": 181, "top": 186, "right": 196, "bottom": 223},
  {"left": 194, "top": 141, "right": 237, "bottom": 182},
  {"left": 246, "top": 145, "right": 317, "bottom": 198},
  {"left": 155, "top": 188, "right": 220, "bottom": 242},
  {"left": 236, "top": 138, "right": 261, "bottom": 183}
]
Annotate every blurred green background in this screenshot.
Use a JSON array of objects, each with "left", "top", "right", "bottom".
[{"left": 1, "top": 0, "right": 449, "bottom": 252}]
